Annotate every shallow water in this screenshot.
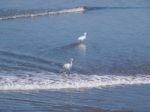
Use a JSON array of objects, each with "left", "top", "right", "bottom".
[{"left": 0, "top": 0, "right": 150, "bottom": 112}]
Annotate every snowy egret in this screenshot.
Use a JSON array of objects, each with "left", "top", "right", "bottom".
[
  {"left": 78, "top": 32, "right": 87, "bottom": 43},
  {"left": 63, "top": 58, "right": 74, "bottom": 73}
]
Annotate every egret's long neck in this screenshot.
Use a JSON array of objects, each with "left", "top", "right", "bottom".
[
  {"left": 84, "top": 33, "right": 87, "bottom": 37},
  {"left": 70, "top": 60, "right": 73, "bottom": 66}
]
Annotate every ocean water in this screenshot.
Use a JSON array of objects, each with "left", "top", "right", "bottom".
[{"left": 0, "top": 0, "right": 150, "bottom": 112}]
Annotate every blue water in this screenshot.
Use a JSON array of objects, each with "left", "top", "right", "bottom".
[{"left": 0, "top": 0, "right": 150, "bottom": 112}]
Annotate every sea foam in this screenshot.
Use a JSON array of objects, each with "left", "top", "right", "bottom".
[
  {"left": 0, "top": 7, "right": 85, "bottom": 20},
  {"left": 0, "top": 71, "right": 150, "bottom": 90}
]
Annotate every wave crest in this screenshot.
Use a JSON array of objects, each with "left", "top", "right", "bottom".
[
  {"left": 0, "top": 71, "right": 150, "bottom": 90},
  {"left": 1, "top": 6, "right": 149, "bottom": 20},
  {"left": 0, "top": 7, "right": 85, "bottom": 20}
]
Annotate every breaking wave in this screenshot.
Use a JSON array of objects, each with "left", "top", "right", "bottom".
[
  {"left": 0, "top": 71, "right": 150, "bottom": 90},
  {"left": 0, "top": 6, "right": 149, "bottom": 20},
  {"left": 0, "top": 6, "right": 85, "bottom": 20}
]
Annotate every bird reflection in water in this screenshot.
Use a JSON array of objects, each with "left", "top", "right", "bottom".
[{"left": 77, "top": 43, "right": 86, "bottom": 56}]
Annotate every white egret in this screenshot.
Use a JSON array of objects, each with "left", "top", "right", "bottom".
[
  {"left": 63, "top": 58, "right": 74, "bottom": 73},
  {"left": 78, "top": 32, "right": 87, "bottom": 43}
]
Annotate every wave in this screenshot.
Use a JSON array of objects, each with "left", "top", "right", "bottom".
[
  {"left": 0, "top": 50, "right": 89, "bottom": 74},
  {"left": 85, "top": 6, "right": 150, "bottom": 11},
  {"left": 0, "top": 6, "right": 149, "bottom": 20},
  {"left": 0, "top": 6, "right": 85, "bottom": 20},
  {"left": 0, "top": 50, "right": 62, "bottom": 66},
  {"left": 0, "top": 71, "right": 150, "bottom": 90}
]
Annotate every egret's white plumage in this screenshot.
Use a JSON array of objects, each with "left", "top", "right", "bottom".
[
  {"left": 78, "top": 32, "right": 87, "bottom": 43},
  {"left": 63, "top": 58, "right": 74, "bottom": 72}
]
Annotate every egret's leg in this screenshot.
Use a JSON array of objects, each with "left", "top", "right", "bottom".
[{"left": 59, "top": 68, "right": 64, "bottom": 73}]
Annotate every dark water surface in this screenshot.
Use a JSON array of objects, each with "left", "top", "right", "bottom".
[{"left": 0, "top": 0, "right": 150, "bottom": 112}]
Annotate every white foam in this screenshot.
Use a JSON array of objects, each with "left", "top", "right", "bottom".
[
  {"left": 0, "top": 72, "right": 150, "bottom": 90},
  {"left": 0, "top": 7, "right": 85, "bottom": 20}
]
